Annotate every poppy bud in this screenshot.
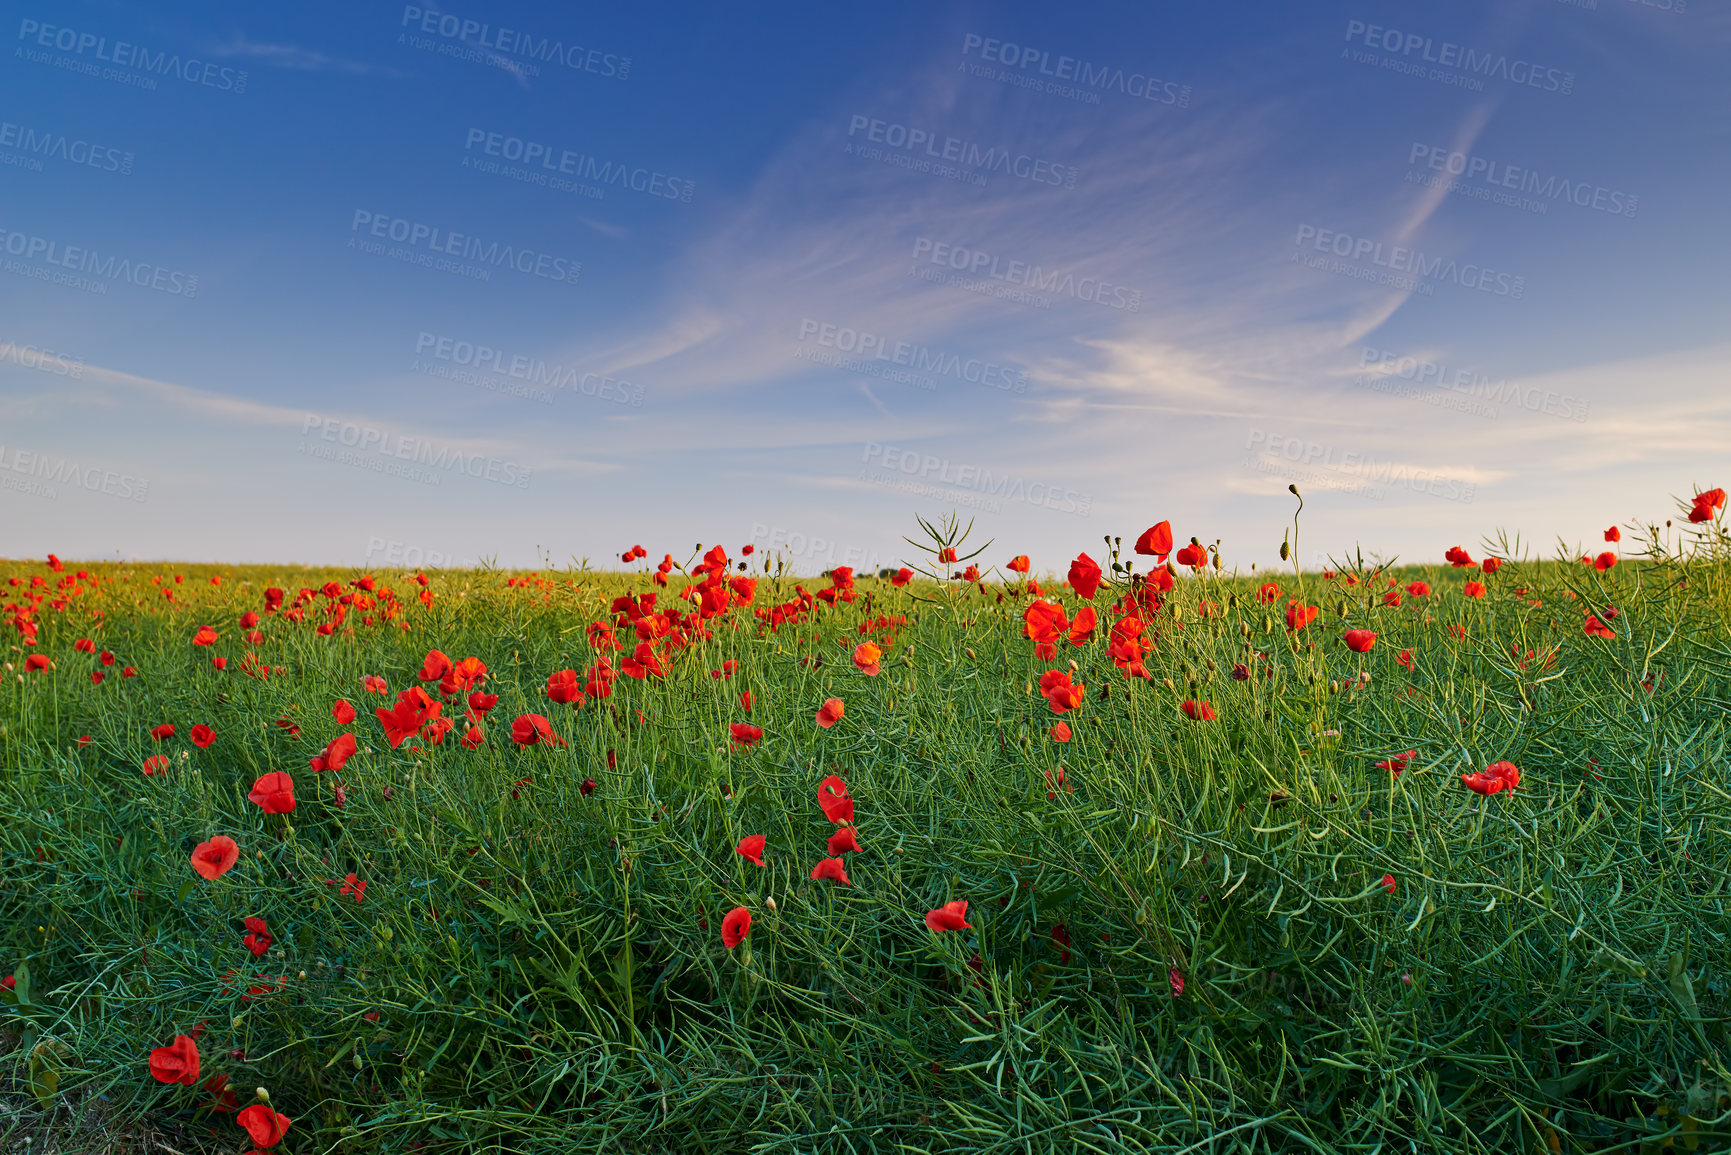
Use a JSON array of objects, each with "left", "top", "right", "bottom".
[
  {"left": 766, "top": 896, "right": 777, "bottom": 912},
  {"left": 256, "top": 1087, "right": 270, "bottom": 1102}
]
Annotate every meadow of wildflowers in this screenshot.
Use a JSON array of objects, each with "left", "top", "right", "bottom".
[{"left": 2, "top": 491, "right": 1729, "bottom": 1153}]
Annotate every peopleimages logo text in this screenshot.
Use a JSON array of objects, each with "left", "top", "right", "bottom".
[
  {"left": 1359, "top": 345, "right": 1588, "bottom": 422},
  {"left": 0, "top": 226, "right": 198, "bottom": 296},
  {"left": 0, "top": 118, "right": 132, "bottom": 173},
  {"left": 349, "top": 211, "right": 580, "bottom": 285},
  {"left": 299, "top": 415, "right": 532, "bottom": 489},
  {"left": 413, "top": 332, "right": 644, "bottom": 405},
  {"left": 399, "top": 7, "right": 628, "bottom": 78},
  {"left": 16, "top": 18, "right": 247, "bottom": 91},
  {"left": 1294, "top": 225, "right": 1525, "bottom": 298},
  {"left": 1344, "top": 20, "right": 1573, "bottom": 94},
  {"left": 910, "top": 238, "right": 1140, "bottom": 311},
  {"left": 960, "top": 33, "right": 1190, "bottom": 106},
  {"left": 1407, "top": 143, "right": 1636, "bottom": 218},
  {"left": 846, "top": 115, "right": 1078, "bottom": 188},
  {"left": 797, "top": 319, "right": 1028, "bottom": 393},
  {"left": 462, "top": 129, "right": 693, "bottom": 202}
]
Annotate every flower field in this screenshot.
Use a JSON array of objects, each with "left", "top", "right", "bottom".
[{"left": 3, "top": 496, "right": 1730, "bottom": 1154}]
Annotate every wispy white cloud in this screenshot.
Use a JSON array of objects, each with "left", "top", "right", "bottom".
[{"left": 205, "top": 36, "right": 404, "bottom": 77}]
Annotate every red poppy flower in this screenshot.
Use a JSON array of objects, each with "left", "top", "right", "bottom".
[
  {"left": 339, "top": 873, "right": 367, "bottom": 902},
  {"left": 1134, "top": 521, "right": 1173, "bottom": 558},
  {"left": 1375, "top": 749, "right": 1416, "bottom": 775},
  {"left": 191, "top": 836, "right": 239, "bottom": 880},
  {"left": 376, "top": 690, "right": 440, "bottom": 748},
  {"left": 247, "top": 772, "right": 295, "bottom": 815},
  {"left": 242, "top": 916, "right": 273, "bottom": 957},
  {"left": 1067, "top": 606, "right": 1098, "bottom": 646},
  {"left": 309, "top": 733, "right": 356, "bottom": 773},
  {"left": 151, "top": 723, "right": 175, "bottom": 742},
  {"left": 1285, "top": 603, "right": 1319, "bottom": 630},
  {"left": 1688, "top": 488, "right": 1726, "bottom": 523},
  {"left": 890, "top": 567, "right": 913, "bottom": 587},
  {"left": 937, "top": 547, "right": 957, "bottom": 564},
  {"left": 737, "top": 690, "right": 753, "bottom": 712},
  {"left": 362, "top": 675, "right": 387, "bottom": 694},
  {"left": 510, "top": 713, "right": 562, "bottom": 747},
  {"left": 1050, "top": 720, "right": 1072, "bottom": 743},
  {"left": 23, "top": 653, "right": 49, "bottom": 672},
  {"left": 1444, "top": 546, "right": 1474, "bottom": 567},
  {"left": 1481, "top": 558, "right": 1502, "bottom": 575},
  {"left": 729, "top": 722, "right": 764, "bottom": 750},
  {"left": 202, "top": 1073, "right": 238, "bottom": 1113},
  {"left": 1067, "top": 554, "right": 1103, "bottom": 600},
  {"left": 1256, "top": 582, "right": 1281, "bottom": 605},
  {"left": 1022, "top": 600, "right": 1069, "bottom": 661},
  {"left": 73, "top": 637, "right": 95, "bottom": 653},
  {"left": 1463, "top": 581, "right": 1486, "bottom": 598},
  {"left": 1343, "top": 629, "right": 1376, "bottom": 653},
  {"left": 439, "top": 654, "right": 485, "bottom": 692},
  {"left": 809, "top": 856, "right": 851, "bottom": 885},
  {"left": 1042, "top": 671, "right": 1086, "bottom": 714},
  {"left": 1382, "top": 591, "right": 1402, "bottom": 608},
  {"left": 142, "top": 754, "right": 169, "bottom": 775},
  {"left": 1380, "top": 873, "right": 1397, "bottom": 895},
  {"left": 852, "top": 641, "right": 882, "bottom": 676},
  {"left": 461, "top": 725, "right": 483, "bottom": 749},
  {"left": 818, "top": 775, "right": 854, "bottom": 824},
  {"left": 622, "top": 641, "right": 668, "bottom": 679},
  {"left": 191, "top": 625, "right": 218, "bottom": 647},
  {"left": 1594, "top": 552, "right": 1617, "bottom": 572},
  {"left": 190, "top": 724, "right": 215, "bottom": 749},
  {"left": 1174, "top": 543, "right": 1207, "bottom": 569},
  {"left": 925, "top": 900, "right": 972, "bottom": 932},
  {"left": 827, "top": 826, "right": 862, "bottom": 855},
  {"left": 1006, "top": 555, "right": 1031, "bottom": 574},
  {"left": 148, "top": 1034, "right": 201, "bottom": 1085},
  {"left": 1180, "top": 700, "right": 1216, "bottom": 721},
  {"left": 816, "top": 697, "right": 845, "bottom": 729},
  {"left": 1584, "top": 614, "right": 1615, "bottom": 639},
  {"left": 418, "top": 649, "right": 452, "bottom": 682},
  {"left": 1461, "top": 760, "right": 1520, "bottom": 796},
  {"left": 1169, "top": 966, "right": 1185, "bottom": 998},
  {"left": 237, "top": 1103, "right": 292, "bottom": 1147},
  {"left": 736, "top": 834, "right": 766, "bottom": 867},
  {"left": 330, "top": 699, "right": 356, "bottom": 724},
  {"left": 467, "top": 691, "right": 499, "bottom": 718},
  {"left": 546, "top": 668, "right": 583, "bottom": 705},
  {"left": 721, "top": 906, "right": 751, "bottom": 949}
]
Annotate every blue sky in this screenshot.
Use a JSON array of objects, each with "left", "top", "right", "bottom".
[{"left": 2, "top": 0, "right": 1726, "bottom": 574}]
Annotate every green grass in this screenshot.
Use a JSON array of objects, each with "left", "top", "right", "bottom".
[{"left": 3, "top": 517, "right": 1730, "bottom": 1153}]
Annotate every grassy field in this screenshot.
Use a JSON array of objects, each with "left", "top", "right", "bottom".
[{"left": 2, "top": 502, "right": 1729, "bottom": 1154}]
